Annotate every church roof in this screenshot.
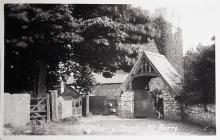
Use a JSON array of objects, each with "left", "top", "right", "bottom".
[
  {"left": 92, "top": 84, "right": 121, "bottom": 99},
  {"left": 117, "top": 51, "right": 183, "bottom": 96},
  {"left": 144, "top": 51, "right": 183, "bottom": 94}
]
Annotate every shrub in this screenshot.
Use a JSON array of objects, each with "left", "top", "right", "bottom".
[{"left": 182, "top": 41, "right": 215, "bottom": 105}]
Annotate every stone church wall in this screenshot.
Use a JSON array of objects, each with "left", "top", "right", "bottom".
[{"left": 165, "top": 28, "right": 184, "bottom": 77}]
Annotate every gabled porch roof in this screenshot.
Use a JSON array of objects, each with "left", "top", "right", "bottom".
[{"left": 117, "top": 51, "right": 183, "bottom": 96}]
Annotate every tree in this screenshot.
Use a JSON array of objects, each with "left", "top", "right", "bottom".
[
  {"left": 58, "top": 61, "right": 95, "bottom": 94},
  {"left": 5, "top": 4, "right": 83, "bottom": 96},
  {"left": 182, "top": 38, "right": 215, "bottom": 104},
  {"left": 5, "top": 4, "right": 156, "bottom": 96}
]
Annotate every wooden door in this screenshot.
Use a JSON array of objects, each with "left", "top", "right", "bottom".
[{"left": 134, "top": 90, "right": 156, "bottom": 118}]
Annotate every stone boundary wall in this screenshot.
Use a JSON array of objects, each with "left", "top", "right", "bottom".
[
  {"left": 182, "top": 104, "right": 216, "bottom": 127},
  {"left": 117, "top": 91, "right": 134, "bottom": 118},
  {"left": 50, "top": 90, "right": 73, "bottom": 120},
  {"left": 4, "top": 93, "right": 30, "bottom": 127},
  {"left": 109, "top": 76, "right": 215, "bottom": 127},
  {"left": 56, "top": 96, "right": 73, "bottom": 119}
]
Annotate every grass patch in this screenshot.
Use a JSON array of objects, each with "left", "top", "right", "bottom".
[{"left": 4, "top": 117, "right": 80, "bottom": 135}]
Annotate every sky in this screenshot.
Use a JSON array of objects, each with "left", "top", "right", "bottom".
[{"left": 131, "top": 0, "right": 217, "bottom": 53}]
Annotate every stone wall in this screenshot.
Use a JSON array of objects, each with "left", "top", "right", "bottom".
[
  {"left": 149, "top": 77, "right": 182, "bottom": 120},
  {"left": 163, "top": 93, "right": 182, "bottom": 121},
  {"left": 116, "top": 77, "right": 215, "bottom": 127},
  {"left": 117, "top": 91, "right": 134, "bottom": 118},
  {"left": 182, "top": 104, "right": 216, "bottom": 127},
  {"left": 57, "top": 96, "right": 73, "bottom": 119},
  {"left": 117, "top": 77, "right": 182, "bottom": 120},
  {"left": 4, "top": 93, "right": 30, "bottom": 127}
]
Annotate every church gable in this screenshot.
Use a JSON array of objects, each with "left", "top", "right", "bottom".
[{"left": 134, "top": 57, "right": 157, "bottom": 76}]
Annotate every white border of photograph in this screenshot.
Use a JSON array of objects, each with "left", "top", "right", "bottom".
[{"left": 0, "top": 0, "right": 219, "bottom": 140}]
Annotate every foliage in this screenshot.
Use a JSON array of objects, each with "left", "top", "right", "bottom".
[
  {"left": 149, "top": 88, "right": 162, "bottom": 97},
  {"left": 149, "top": 89, "right": 163, "bottom": 103},
  {"left": 70, "top": 4, "right": 154, "bottom": 43},
  {"left": 4, "top": 4, "right": 154, "bottom": 95},
  {"left": 58, "top": 61, "right": 95, "bottom": 94},
  {"left": 4, "top": 4, "right": 172, "bottom": 96},
  {"left": 5, "top": 4, "right": 82, "bottom": 94},
  {"left": 182, "top": 39, "right": 215, "bottom": 104}
]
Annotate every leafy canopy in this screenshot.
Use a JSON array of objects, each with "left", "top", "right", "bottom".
[{"left": 5, "top": 4, "right": 158, "bottom": 95}]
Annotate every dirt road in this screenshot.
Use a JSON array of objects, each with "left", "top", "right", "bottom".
[{"left": 29, "top": 115, "right": 215, "bottom": 135}]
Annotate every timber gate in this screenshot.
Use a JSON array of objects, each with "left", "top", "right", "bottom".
[
  {"left": 134, "top": 90, "right": 156, "bottom": 118},
  {"left": 72, "top": 98, "right": 82, "bottom": 117},
  {"left": 30, "top": 94, "right": 50, "bottom": 122}
]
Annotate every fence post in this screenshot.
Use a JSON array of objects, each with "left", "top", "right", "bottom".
[
  {"left": 55, "top": 91, "right": 58, "bottom": 121},
  {"left": 46, "top": 94, "right": 50, "bottom": 122},
  {"left": 51, "top": 91, "right": 55, "bottom": 121},
  {"left": 82, "top": 95, "right": 89, "bottom": 117},
  {"left": 51, "top": 90, "right": 58, "bottom": 121}
]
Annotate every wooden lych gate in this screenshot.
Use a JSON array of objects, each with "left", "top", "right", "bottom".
[{"left": 30, "top": 94, "right": 50, "bottom": 122}]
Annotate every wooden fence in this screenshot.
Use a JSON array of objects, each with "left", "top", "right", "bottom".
[
  {"left": 30, "top": 91, "right": 87, "bottom": 122},
  {"left": 30, "top": 94, "right": 50, "bottom": 122}
]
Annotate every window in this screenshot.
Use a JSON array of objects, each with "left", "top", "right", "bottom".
[
  {"left": 75, "top": 101, "right": 79, "bottom": 107},
  {"left": 75, "top": 100, "right": 81, "bottom": 107}
]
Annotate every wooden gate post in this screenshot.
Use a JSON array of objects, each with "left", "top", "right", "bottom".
[
  {"left": 51, "top": 91, "right": 55, "bottom": 121},
  {"left": 82, "top": 95, "right": 89, "bottom": 117},
  {"left": 46, "top": 94, "right": 50, "bottom": 122},
  {"left": 51, "top": 90, "right": 58, "bottom": 121}
]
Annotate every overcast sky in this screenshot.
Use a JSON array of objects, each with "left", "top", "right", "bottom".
[{"left": 131, "top": 0, "right": 217, "bottom": 53}]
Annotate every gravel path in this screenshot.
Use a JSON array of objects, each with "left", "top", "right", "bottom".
[{"left": 41, "top": 115, "right": 215, "bottom": 135}]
